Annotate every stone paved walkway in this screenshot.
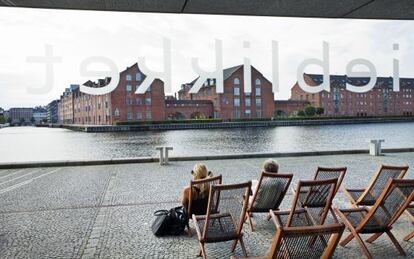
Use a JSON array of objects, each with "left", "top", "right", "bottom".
[{"left": 0, "top": 152, "right": 414, "bottom": 258}]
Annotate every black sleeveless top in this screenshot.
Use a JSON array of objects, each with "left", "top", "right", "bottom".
[{"left": 188, "top": 186, "right": 209, "bottom": 215}]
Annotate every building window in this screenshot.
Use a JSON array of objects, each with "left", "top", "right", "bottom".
[
  {"left": 234, "top": 78, "right": 240, "bottom": 85},
  {"left": 146, "top": 111, "right": 152, "bottom": 120},
  {"left": 256, "top": 110, "right": 262, "bottom": 117},
  {"left": 126, "top": 74, "right": 132, "bottom": 81},
  {"left": 234, "top": 98, "right": 240, "bottom": 107},
  {"left": 245, "top": 109, "right": 251, "bottom": 118},
  {"left": 127, "top": 112, "right": 132, "bottom": 120},
  {"left": 234, "top": 87, "right": 240, "bottom": 96},
  {"left": 255, "top": 78, "right": 261, "bottom": 96},
  {"left": 136, "top": 72, "right": 142, "bottom": 81},
  {"left": 126, "top": 97, "right": 132, "bottom": 106},
  {"left": 126, "top": 84, "right": 132, "bottom": 92},
  {"left": 245, "top": 98, "right": 251, "bottom": 107},
  {"left": 136, "top": 98, "right": 142, "bottom": 105},
  {"left": 234, "top": 110, "right": 241, "bottom": 118},
  {"left": 255, "top": 98, "right": 262, "bottom": 107},
  {"left": 114, "top": 108, "right": 120, "bottom": 117},
  {"left": 136, "top": 112, "right": 142, "bottom": 120},
  {"left": 145, "top": 98, "right": 152, "bottom": 105}
]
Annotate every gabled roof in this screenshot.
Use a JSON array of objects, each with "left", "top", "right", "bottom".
[{"left": 305, "top": 73, "right": 414, "bottom": 89}]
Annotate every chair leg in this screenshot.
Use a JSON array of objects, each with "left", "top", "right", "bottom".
[
  {"left": 187, "top": 222, "right": 193, "bottom": 237},
  {"left": 404, "top": 230, "right": 414, "bottom": 241},
  {"left": 366, "top": 233, "right": 382, "bottom": 243},
  {"left": 386, "top": 230, "right": 406, "bottom": 256},
  {"left": 198, "top": 243, "right": 207, "bottom": 259},
  {"left": 340, "top": 233, "right": 355, "bottom": 247},
  {"left": 266, "top": 213, "right": 271, "bottom": 221},
  {"left": 239, "top": 237, "right": 248, "bottom": 257},
  {"left": 353, "top": 232, "right": 373, "bottom": 259},
  {"left": 246, "top": 212, "right": 254, "bottom": 232},
  {"left": 231, "top": 239, "right": 238, "bottom": 252}
]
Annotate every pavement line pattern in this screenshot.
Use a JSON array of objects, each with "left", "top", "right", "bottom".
[
  {"left": 0, "top": 168, "right": 43, "bottom": 186},
  {"left": 0, "top": 168, "right": 61, "bottom": 195},
  {"left": 80, "top": 171, "right": 118, "bottom": 259},
  {"left": 0, "top": 169, "right": 25, "bottom": 179}
]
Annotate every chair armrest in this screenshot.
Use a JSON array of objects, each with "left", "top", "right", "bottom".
[
  {"left": 335, "top": 207, "right": 368, "bottom": 213},
  {"left": 344, "top": 188, "right": 366, "bottom": 192}
]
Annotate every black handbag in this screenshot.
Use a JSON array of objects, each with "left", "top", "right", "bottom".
[{"left": 152, "top": 206, "right": 189, "bottom": 236}]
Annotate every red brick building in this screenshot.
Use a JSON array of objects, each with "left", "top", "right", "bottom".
[
  {"left": 165, "top": 99, "right": 214, "bottom": 119},
  {"left": 274, "top": 100, "right": 310, "bottom": 117},
  {"left": 58, "top": 63, "right": 166, "bottom": 125},
  {"left": 58, "top": 63, "right": 277, "bottom": 125},
  {"left": 291, "top": 74, "right": 414, "bottom": 116},
  {"left": 178, "top": 65, "right": 274, "bottom": 120}
]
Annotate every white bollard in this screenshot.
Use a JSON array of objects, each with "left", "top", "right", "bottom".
[
  {"left": 164, "top": 147, "right": 173, "bottom": 164},
  {"left": 155, "top": 146, "right": 164, "bottom": 165},
  {"left": 369, "top": 139, "right": 385, "bottom": 156}
]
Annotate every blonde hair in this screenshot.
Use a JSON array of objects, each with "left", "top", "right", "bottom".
[{"left": 192, "top": 163, "right": 211, "bottom": 198}]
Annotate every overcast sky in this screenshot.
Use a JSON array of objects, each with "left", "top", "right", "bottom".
[{"left": 1, "top": 7, "right": 414, "bottom": 109}]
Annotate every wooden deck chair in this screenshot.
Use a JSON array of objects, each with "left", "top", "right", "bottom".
[
  {"left": 271, "top": 178, "right": 338, "bottom": 228},
  {"left": 334, "top": 178, "right": 414, "bottom": 259},
  {"left": 187, "top": 175, "right": 222, "bottom": 236},
  {"left": 293, "top": 167, "right": 347, "bottom": 208},
  {"left": 403, "top": 203, "right": 414, "bottom": 241},
  {"left": 343, "top": 164, "right": 408, "bottom": 207},
  {"left": 246, "top": 173, "right": 293, "bottom": 231},
  {"left": 232, "top": 223, "right": 345, "bottom": 259},
  {"left": 193, "top": 181, "right": 251, "bottom": 259}
]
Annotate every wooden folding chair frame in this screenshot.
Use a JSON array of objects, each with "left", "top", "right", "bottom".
[
  {"left": 246, "top": 172, "right": 293, "bottom": 232},
  {"left": 266, "top": 223, "right": 345, "bottom": 259},
  {"left": 403, "top": 203, "right": 414, "bottom": 241},
  {"left": 268, "top": 176, "right": 339, "bottom": 253},
  {"left": 187, "top": 175, "right": 223, "bottom": 236},
  {"left": 335, "top": 178, "right": 414, "bottom": 259},
  {"left": 313, "top": 166, "right": 347, "bottom": 194},
  {"left": 193, "top": 181, "right": 252, "bottom": 259},
  {"left": 342, "top": 164, "right": 408, "bottom": 207}
]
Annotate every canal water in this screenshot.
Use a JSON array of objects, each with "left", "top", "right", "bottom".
[{"left": 0, "top": 122, "right": 414, "bottom": 163}]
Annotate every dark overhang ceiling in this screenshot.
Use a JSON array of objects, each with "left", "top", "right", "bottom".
[{"left": 0, "top": 0, "right": 413, "bottom": 20}]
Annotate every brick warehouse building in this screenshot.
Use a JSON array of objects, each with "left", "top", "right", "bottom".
[
  {"left": 58, "top": 63, "right": 275, "bottom": 125},
  {"left": 291, "top": 73, "right": 414, "bottom": 116},
  {"left": 274, "top": 100, "right": 310, "bottom": 117},
  {"left": 178, "top": 65, "right": 274, "bottom": 120}
]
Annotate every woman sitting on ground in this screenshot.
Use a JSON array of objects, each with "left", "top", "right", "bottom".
[{"left": 181, "top": 163, "right": 213, "bottom": 215}]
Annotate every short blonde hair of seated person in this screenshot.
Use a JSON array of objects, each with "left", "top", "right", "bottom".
[{"left": 263, "top": 159, "right": 279, "bottom": 173}]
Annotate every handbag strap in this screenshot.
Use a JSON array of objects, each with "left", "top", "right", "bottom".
[{"left": 154, "top": 210, "right": 169, "bottom": 216}]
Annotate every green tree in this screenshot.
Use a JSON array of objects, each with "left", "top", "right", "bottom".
[
  {"left": 304, "top": 106, "right": 316, "bottom": 116},
  {"left": 316, "top": 107, "right": 324, "bottom": 116},
  {"left": 7, "top": 117, "right": 12, "bottom": 124},
  {"left": 30, "top": 117, "right": 35, "bottom": 124},
  {"left": 297, "top": 110, "right": 305, "bottom": 117},
  {"left": 0, "top": 115, "right": 5, "bottom": 124}
]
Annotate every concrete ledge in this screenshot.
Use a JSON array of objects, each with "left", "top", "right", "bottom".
[{"left": 0, "top": 148, "right": 413, "bottom": 169}]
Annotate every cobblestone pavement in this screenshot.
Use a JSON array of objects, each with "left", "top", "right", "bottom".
[{"left": 0, "top": 152, "right": 414, "bottom": 258}]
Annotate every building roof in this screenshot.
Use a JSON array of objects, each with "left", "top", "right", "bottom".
[
  {"left": 306, "top": 73, "right": 414, "bottom": 89},
  {"left": 183, "top": 64, "right": 271, "bottom": 93},
  {"left": 1, "top": 1, "right": 413, "bottom": 20}
]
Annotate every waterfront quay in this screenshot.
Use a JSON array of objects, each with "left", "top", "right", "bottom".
[{"left": 1, "top": 152, "right": 414, "bottom": 258}]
